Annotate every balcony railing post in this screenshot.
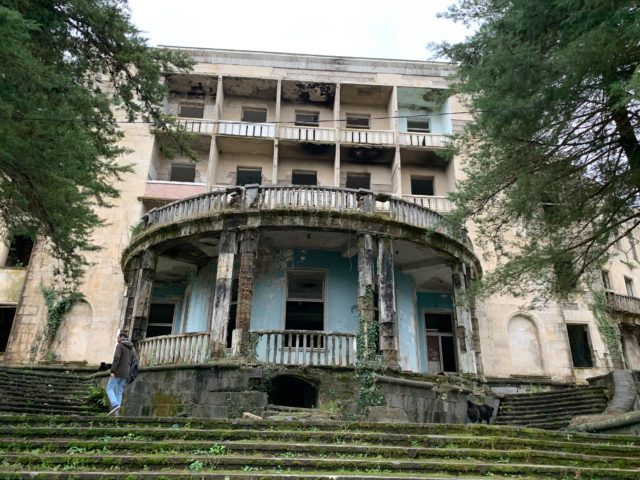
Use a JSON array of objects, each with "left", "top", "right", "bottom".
[
  {"left": 357, "top": 189, "right": 375, "bottom": 214},
  {"left": 243, "top": 184, "right": 260, "bottom": 209}
]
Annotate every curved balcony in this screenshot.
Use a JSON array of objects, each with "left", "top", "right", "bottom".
[{"left": 134, "top": 185, "right": 471, "bottom": 248}]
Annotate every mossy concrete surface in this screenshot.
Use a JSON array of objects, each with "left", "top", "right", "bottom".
[{"left": 0, "top": 414, "right": 639, "bottom": 479}]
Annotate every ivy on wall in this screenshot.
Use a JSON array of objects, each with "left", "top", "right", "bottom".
[
  {"left": 41, "top": 286, "right": 84, "bottom": 343},
  {"left": 355, "top": 286, "right": 384, "bottom": 415},
  {"left": 590, "top": 291, "right": 624, "bottom": 369}
]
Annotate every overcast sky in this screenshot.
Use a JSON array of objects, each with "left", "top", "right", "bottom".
[{"left": 127, "top": 0, "right": 470, "bottom": 61}]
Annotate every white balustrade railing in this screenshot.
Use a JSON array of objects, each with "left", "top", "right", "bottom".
[
  {"left": 253, "top": 330, "right": 356, "bottom": 367},
  {"left": 402, "top": 195, "right": 455, "bottom": 214},
  {"left": 279, "top": 126, "right": 336, "bottom": 142},
  {"left": 138, "top": 332, "right": 210, "bottom": 367},
  {"left": 605, "top": 292, "right": 640, "bottom": 316},
  {"left": 137, "top": 186, "right": 470, "bottom": 246},
  {"left": 399, "top": 132, "right": 449, "bottom": 148},
  {"left": 174, "top": 119, "right": 216, "bottom": 135},
  {"left": 218, "top": 121, "right": 275, "bottom": 138},
  {"left": 339, "top": 129, "right": 394, "bottom": 145}
]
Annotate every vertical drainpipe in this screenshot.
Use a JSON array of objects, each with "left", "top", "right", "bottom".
[
  {"left": 234, "top": 228, "right": 259, "bottom": 359},
  {"left": 333, "top": 83, "right": 341, "bottom": 187},
  {"left": 207, "top": 75, "right": 224, "bottom": 189},
  {"left": 209, "top": 229, "right": 237, "bottom": 358},
  {"left": 452, "top": 262, "right": 477, "bottom": 374},
  {"left": 272, "top": 79, "right": 282, "bottom": 185},
  {"left": 377, "top": 235, "right": 399, "bottom": 367}
]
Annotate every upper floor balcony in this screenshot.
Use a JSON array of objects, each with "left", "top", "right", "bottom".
[{"left": 605, "top": 292, "right": 640, "bottom": 317}]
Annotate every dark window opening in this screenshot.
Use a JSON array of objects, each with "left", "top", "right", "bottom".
[
  {"left": 425, "top": 312, "right": 457, "bottom": 373},
  {"left": 602, "top": 271, "right": 611, "bottom": 290},
  {"left": 346, "top": 114, "right": 370, "bottom": 129},
  {"left": 178, "top": 105, "right": 204, "bottom": 119},
  {"left": 285, "top": 271, "right": 324, "bottom": 331},
  {"left": 295, "top": 111, "right": 319, "bottom": 126},
  {"left": 236, "top": 168, "right": 262, "bottom": 186},
  {"left": 169, "top": 163, "right": 196, "bottom": 182},
  {"left": 411, "top": 177, "right": 434, "bottom": 196},
  {"left": 5, "top": 235, "right": 34, "bottom": 267},
  {"left": 226, "top": 278, "right": 239, "bottom": 348},
  {"left": 346, "top": 172, "right": 370, "bottom": 190},
  {"left": 407, "top": 119, "right": 431, "bottom": 133},
  {"left": 0, "top": 307, "right": 17, "bottom": 352},
  {"left": 567, "top": 324, "right": 594, "bottom": 368},
  {"left": 292, "top": 170, "right": 317, "bottom": 186},
  {"left": 146, "top": 304, "right": 175, "bottom": 338},
  {"left": 241, "top": 108, "right": 267, "bottom": 123},
  {"left": 268, "top": 375, "right": 317, "bottom": 408},
  {"left": 441, "top": 336, "right": 457, "bottom": 372},
  {"left": 625, "top": 277, "right": 635, "bottom": 297},
  {"left": 426, "top": 313, "right": 454, "bottom": 333}
]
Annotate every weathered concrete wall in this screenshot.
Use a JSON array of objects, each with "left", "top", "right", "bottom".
[
  {"left": 0, "top": 268, "right": 27, "bottom": 304},
  {"left": 396, "top": 267, "right": 419, "bottom": 372},
  {"left": 400, "top": 164, "right": 449, "bottom": 197}
]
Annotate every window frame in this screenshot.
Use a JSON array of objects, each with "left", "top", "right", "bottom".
[
  {"left": 345, "top": 113, "right": 370, "bottom": 130},
  {"left": 345, "top": 172, "right": 371, "bottom": 190},
  {"left": 566, "top": 323, "right": 594, "bottom": 368},
  {"left": 407, "top": 118, "right": 431, "bottom": 133},
  {"left": 410, "top": 176, "right": 435, "bottom": 196},
  {"left": 236, "top": 167, "right": 262, "bottom": 186},
  {"left": 295, "top": 110, "right": 320, "bottom": 127},
  {"left": 169, "top": 163, "right": 197, "bottom": 183},
  {"left": 178, "top": 104, "right": 205, "bottom": 119},
  {"left": 291, "top": 170, "right": 318, "bottom": 186},
  {"left": 601, "top": 270, "right": 612, "bottom": 291},
  {"left": 241, "top": 107, "right": 268, "bottom": 123},
  {"left": 284, "top": 269, "right": 327, "bottom": 333},
  {"left": 625, "top": 276, "right": 635, "bottom": 297}
]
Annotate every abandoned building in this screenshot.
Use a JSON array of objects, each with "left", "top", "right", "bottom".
[{"left": 1, "top": 48, "right": 639, "bottom": 419}]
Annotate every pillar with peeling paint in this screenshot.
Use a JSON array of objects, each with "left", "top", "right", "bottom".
[
  {"left": 452, "top": 262, "right": 477, "bottom": 374},
  {"left": 128, "top": 250, "right": 158, "bottom": 346},
  {"left": 377, "top": 236, "right": 398, "bottom": 365},
  {"left": 210, "top": 229, "right": 237, "bottom": 357},
  {"left": 233, "top": 228, "right": 259, "bottom": 358},
  {"left": 357, "top": 232, "right": 376, "bottom": 361}
]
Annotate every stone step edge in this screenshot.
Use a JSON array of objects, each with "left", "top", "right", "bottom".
[{"left": 496, "top": 408, "right": 607, "bottom": 422}]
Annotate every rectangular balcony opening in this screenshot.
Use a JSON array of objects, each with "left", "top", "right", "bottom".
[
  {"left": 241, "top": 107, "right": 268, "bottom": 123},
  {"left": 236, "top": 167, "right": 262, "bottom": 186},
  {"left": 567, "top": 324, "right": 594, "bottom": 368},
  {"left": 169, "top": 163, "right": 196, "bottom": 183},
  {"left": 295, "top": 111, "right": 320, "bottom": 127},
  {"left": 407, "top": 118, "right": 431, "bottom": 133},
  {"left": 411, "top": 176, "right": 435, "bottom": 196},
  {"left": 178, "top": 104, "right": 204, "bottom": 119},
  {"left": 346, "top": 172, "right": 371, "bottom": 190},
  {"left": 292, "top": 170, "right": 317, "bottom": 186},
  {"left": 346, "top": 113, "right": 370, "bottom": 129}
]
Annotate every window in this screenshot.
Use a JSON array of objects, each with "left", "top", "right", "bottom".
[
  {"left": 407, "top": 119, "right": 431, "bottom": 133},
  {"left": 236, "top": 167, "right": 262, "bottom": 186},
  {"left": 346, "top": 114, "right": 370, "bottom": 129},
  {"left": 566, "top": 324, "right": 594, "bottom": 368},
  {"left": 0, "top": 307, "right": 17, "bottom": 352},
  {"left": 346, "top": 172, "right": 370, "bottom": 190},
  {"left": 146, "top": 304, "right": 175, "bottom": 338},
  {"left": 178, "top": 104, "right": 204, "bottom": 119},
  {"left": 425, "top": 312, "right": 457, "bottom": 372},
  {"left": 285, "top": 271, "right": 325, "bottom": 332},
  {"left": 411, "top": 176, "right": 434, "bottom": 196},
  {"left": 292, "top": 170, "right": 317, "bottom": 186},
  {"left": 601, "top": 270, "right": 611, "bottom": 290},
  {"left": 295, "top": 111, "right": 319, "bottom": 127},
  {"left": 169, "top": 163, "right": 196, "bottom": 182},
  {"left": 4, "top": 235, "right": 34, "bottom": 267},
  {"left": 625, "top": 277, "right": 635, "bottom": 297},
  {"left": 241, "top": 107, "right": 267, "bottom": 123}
]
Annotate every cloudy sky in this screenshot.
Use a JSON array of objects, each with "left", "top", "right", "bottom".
[{"left": 127, "top": 0, "right": 470, "bottom": 61}]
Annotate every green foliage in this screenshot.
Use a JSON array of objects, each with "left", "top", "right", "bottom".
[
  {"left": 0, "top": 1, "right": 192, "bottom": 282},
  {"left": 86, "top": 386, "right": 109, "bottom": 409},
  {"left": 41, "top": 286, "right": 84, "bottom": 342},
  {"left": 437, "top": 0, "right": 640, "bottom": 297},
  {"left": 355, "top": 286, "right": 384, "bottom": 415},
  {"left": 590, "top": 291, "right": 624, "bottom": 368}
]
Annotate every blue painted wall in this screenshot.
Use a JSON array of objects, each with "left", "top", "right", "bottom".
[
  {"left": 395, "top": 267, "right": 420, "bottom": 372},
  {"left": 184, "top": 259, "right": 217, "bottom": 333},
  {"left": 415, "top": 292, "right": 454, "bottom": 372}
]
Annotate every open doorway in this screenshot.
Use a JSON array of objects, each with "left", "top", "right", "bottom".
[
  {"left": 425, "top": 312, "right": 457, "bottom": 373},
  {"left": 0, "top": 307, "right": 16, "bottom": 352},
  {"left": 146, "top": 304, "right": 175, "bottom": 338},
  {"left": 268, "top": 375, "right": 318, "bottom": 408}
]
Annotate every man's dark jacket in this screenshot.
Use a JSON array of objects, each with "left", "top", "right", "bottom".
[{"left": 111, "top": 340, "right": 135, "bottom": 378}]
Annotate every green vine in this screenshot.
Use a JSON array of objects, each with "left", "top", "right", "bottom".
[
  {"left": 355, "top": 286, "right": 384, "bottom": 415},
  {"left": 590, "top": 291, "right": 624, "bottom": 369},
  {"left": 41, "top": 286, "right": 84, "bottom": 342}
]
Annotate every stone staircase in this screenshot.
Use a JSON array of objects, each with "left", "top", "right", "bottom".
[
  {"left": 0, "top": 414, "right": 639, "bottom": 479},
  {"left": 494, "top": 385, "right": 609, "bottom": 430},
  {"left": 0, "top": 366, "right": 104, "bottom": 416}
]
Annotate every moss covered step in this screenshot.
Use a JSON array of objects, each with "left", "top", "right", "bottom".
[
  {"left": 495, "top": 405, "right": 608, "bottom": 423},
  {"left": 497, "top": 397, "right": 607, "bottom": 413}
]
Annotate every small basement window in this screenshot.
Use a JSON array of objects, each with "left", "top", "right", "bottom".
[
  {"left": 407, "top": 118, "right": 431, "bottom": 133},
  {"left": 4, "top": 235, "right": 34, "bottom": 267},
  {"left": 411, "top": 177, "right": 434, "bottom": 196},
  {"left": 169, "top": 163, "right": 196, "bottom": 182},
  {"left": 566, "top": 324, "right": 594, "bottom": 368},
  {"left": 241, "top": 107, "right": 267, "bottom": 123},
  {"left": 178, "top": 104, "right": 204, "bottom": 119},
  {"left": 292, "top": 170, "right": 317, "bottom": 186},
  {"left": 346, "top": 172, "right": 371, "bottom": 190},
  {"left": 236, "top": 167, "right": 262, "bottom": 186},
  {"left": 295, "top": 111, "right": 319, "bottom": 127},
  {"left": 346, "top": 114, "right": 370, "bottom": 129},
  {"left": 146, "top": 304, "right": 175, "bottom": 338}
]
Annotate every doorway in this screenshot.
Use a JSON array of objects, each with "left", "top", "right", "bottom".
[
  {"left": 268, "top": 375, "right": 318, "bottom": 408},
  {"left": 425, "top": 312, "right": 457, "bottom": 373}
]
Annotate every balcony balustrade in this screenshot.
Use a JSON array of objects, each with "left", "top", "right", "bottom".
[
  {"left": 402, "top": 195, "right": 455, "bottom": 214},
  {"left": 339, "top": 129, "right": 395, "bottom": 146},
  {"left": 279, "top": 125, "right": 336, "bottom": 143},
  {"left": 174, "top": 118, "right": 216, "bottom": 135},
  {"left": 138, "top": 186, "right": 470, "bottom": 247},
  {"left": 605, "top": 292, "right": 640, "bottom": 316},
  {"left": 138, "top": 332, "right": 210, "bottom": 367},
  {"left": 399, "top": 132, "right": 448, "bottom": 148},
  {"left": 217, "top": 121, "right": 275, "bottom": 138}
]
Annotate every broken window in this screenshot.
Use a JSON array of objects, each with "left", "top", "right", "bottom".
[
  {"left": 178, "top": 104, "right": 204, "bottom": 119},
  {"left": 407, "top": 119, "right": 431, "bottom": 133},
  {"left": 285, "top": 271, "right": 325, "bottom": 332},
  {"left": 241, "top": 107, "right": 267, "bottom": 123},
  {"left": 625, "top": 277, "right": 635, "bottom": 297},
  {"left": 601, "top": 270, "right": 611, "bottom": 290},
  {"left": 566, "top": 324, "right": 594, "bottom": 368},
  {"left": 291, "top": 170, "right": 317, "bottom": 186},
  {"left": 169, "top": 163, "right": 196, "bottom": 182},
  {"left": 295, "top": 111, "right": 319, "bottom": 127},
  {"left": 346, "top": 172, "right": 371, "bottom": 190},
  {"left": 0, "top": 307, "right": 16, "bottom": 352},
  {"left": 425, "top": 312, "right": 457, "bottom": 373},
  {"left": 411, "top": 176, "right": 434, "bottom": 196},
  {"left": 346, "top": 114, "right": 370, "bottom": 129},
  {"left": 4, "top": 235, "right": 34, "bottom": 267},
  {"left": 236, "top": 167, "right": 262, "bottom": 186},
  {"left": 146, "top": 304, "right": 175, "bottom": 338}
]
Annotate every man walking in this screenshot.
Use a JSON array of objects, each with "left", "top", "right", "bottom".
[{"left": 106, "top": 331, "right": 136, "bottom": 416}]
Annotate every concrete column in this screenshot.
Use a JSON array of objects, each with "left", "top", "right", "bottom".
[
  {"left": 233, "top": 228, "right": 259, "bottom": 358},
  {"left": 208, "top": 75, "right": 225, "bottom": 189},
  {"left": 333, "top": 83, "right": 341, "bottom": 186},
  {"left": 452, "top": 262, "right": 478, "bottom": 374},
  {"left": 377, "top": 236, "right": 398, "bottom": 365},
  {"left": 272, "top": 79, "right": 282, "bottom": 184},
  {"left": 272, "top": 139, "right": 279, "bottom": 185},
  {"left": 129, "top": 250, "right": 158, "bottom": 346},
  {"left": 357, "top": 233, "right": 377, "bottom": 361},
  {"left": 210, "top": 229, "right": 237, "bottom": 357}
]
